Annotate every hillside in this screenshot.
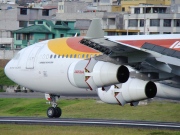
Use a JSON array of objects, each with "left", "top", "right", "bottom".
[{"left": 0, "top": 68, "right": 16, "bottom": 86}]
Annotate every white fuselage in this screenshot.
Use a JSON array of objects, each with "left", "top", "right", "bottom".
[{"left": 5, "top": 40, "right": 95, "bottom": 95}]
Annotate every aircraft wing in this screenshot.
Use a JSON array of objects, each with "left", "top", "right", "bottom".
[
  {"left": 82, "top": 36, "right": 180, "bottom": 88},
  {"left": 81, "top": 19, "right": 180, "bottom": 84},
  {"left": 107, "top": 35, "right": 180, "bottom": 66},
  {"left": 106, "top": 35, "right": 180, "bottom": 76}
]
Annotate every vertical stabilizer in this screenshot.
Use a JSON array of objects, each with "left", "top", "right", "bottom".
[{"left": 85, "top": 18, "right": 104, "bottom": 39}]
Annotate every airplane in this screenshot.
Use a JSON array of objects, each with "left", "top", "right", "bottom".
[{"left": 4, "top": 19, "right": 180, "bottom": 118}]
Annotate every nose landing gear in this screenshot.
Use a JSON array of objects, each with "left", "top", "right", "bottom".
[
  {"left": 45, "top": 94, "right": 62, "bottom": 118},
  {"left": 47, "top": 106, "right": 62, "bottom": 118}
]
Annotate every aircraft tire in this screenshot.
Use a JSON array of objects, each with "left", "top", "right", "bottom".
[
  {"left": 47, "top": 107, "right": 55, "bottom": 118},
  {"left": 54, "top": 107, "right": 62, "bottom": 118}
]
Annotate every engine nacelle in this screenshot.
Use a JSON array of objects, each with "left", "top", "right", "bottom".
[
  {"left": 155, "top": 83, "right": 180, "bottom": 100},
  {"left": 97, "top": 78, "right": 157, "bottom": 106},
  {"left": 68, "top": 59, "right": 129, "bottom": 90}
]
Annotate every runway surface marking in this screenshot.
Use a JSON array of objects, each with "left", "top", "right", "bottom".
[{"left": 0, "top": 117, "right": 179, "bottom": 129}]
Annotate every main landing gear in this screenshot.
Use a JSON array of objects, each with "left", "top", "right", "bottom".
[{"left": 45, "top": 94, "right": 62, "bottom": 118}]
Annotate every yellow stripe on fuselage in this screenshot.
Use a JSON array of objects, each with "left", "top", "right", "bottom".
[{"left": 48, "top": 37, "right": 101, "bottom": 58}]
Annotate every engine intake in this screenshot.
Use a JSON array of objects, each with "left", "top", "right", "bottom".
[
  {"left": 117, "top": 65, "right": 129, "bottom": 83},
  {"left": 145, "top": 81, "right": 157, "bottom": 98}
]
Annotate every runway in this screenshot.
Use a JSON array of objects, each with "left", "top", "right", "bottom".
[
  {"left": 0, "top": 117, "right": 179, "bottom": 130},
  {"left": 0, "top": 92, "right": 44, "bottom": 98},
  {"left": 0, "top": 92, "right": 97, "bottom": 99}
]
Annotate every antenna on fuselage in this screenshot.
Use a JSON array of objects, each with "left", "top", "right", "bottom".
[{"left": 74, "top": 33, "right": 77, "bottom": 37}]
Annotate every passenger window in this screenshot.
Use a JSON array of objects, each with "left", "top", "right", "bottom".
[
  {"left": 86, "top": 54, "right": 88, "bottom": 58},
  {"left": 70, "top": 54, "right": 72, "bottom": 58},
  {"left": 74, "top": 54, "right": 76, "bottom": 58},
  {"left": 82, "top": 54, "right": 84, "bottom": 58},
  {"left": 62, "top": 55, "right": 64, "bottom": 58},
  {"left": 58, "top": 55, "right": 60, "bottom": 58},
  {"left": 66, "top": 54, "right": 68, "bottom": 58},
  {"left": 50, "top": 55, "right": 53, "bottom": 59},
  {"left": 54, "top": 55, "right": 56, "bottom": 58}
]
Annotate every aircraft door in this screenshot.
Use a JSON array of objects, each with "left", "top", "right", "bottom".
[{"left": 26, "top": 46, "right": 41, "bottom": 69}]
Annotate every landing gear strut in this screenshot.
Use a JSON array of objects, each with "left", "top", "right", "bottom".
[{"left": 46, "top": 94, "right": 62, "bottom": 118}]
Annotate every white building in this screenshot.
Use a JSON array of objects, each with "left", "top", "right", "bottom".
[
  {"left": 0, "top": 5, "right": 57, "bottom": 49},
  {"left": 171, "top": 0, "right": 180, "bottom": 13},
  {"left": 58, "top": 1, "right": 87, "bottom": 13},
  {"left": 0, "top": 0, "right": 15, "bottom": 4},
  {"left": 125, "top": 5, "right": 180, "bottom": 35},
  {"left": 0, "top": 4, "right": 18, "bottom": 49}
]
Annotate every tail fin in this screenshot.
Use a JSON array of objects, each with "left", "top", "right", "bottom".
[{"left": 85, "top": 18, "right": 104, "bottom": 39}]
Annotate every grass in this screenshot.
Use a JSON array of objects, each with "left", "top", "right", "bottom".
[
  {"left": 62, "top": 99, "right": 180, "bottom": 122},
  {"left": 0, "top": 89, "right": 5, "bottom": 92},
  {"left": 0, "top": 98, "right": 179, "bottom": 134},
  {"left": 0, "top": 124, "right": 179, "bottom": 135},
  {"left": 0, "top": 98, "right": 179, "bottom": 122},
  {"left": 0, "top": 68, "right": 15, "bottom": 86}
]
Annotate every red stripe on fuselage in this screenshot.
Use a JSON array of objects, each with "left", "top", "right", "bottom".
[{"left": 66, "top": 37, "right": 99, "bottom": 53}]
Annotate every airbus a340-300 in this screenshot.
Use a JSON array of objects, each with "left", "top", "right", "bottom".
[{"left": 5, "top": 19, "right": 180, "bottom": 118}]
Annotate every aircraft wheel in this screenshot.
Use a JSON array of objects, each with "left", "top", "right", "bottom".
[
  {"left": 55, "top": 107, "right": 62, "bottom": 118},
  {"left": 47, "top": 107, "right": 55, "bottom": 118}
]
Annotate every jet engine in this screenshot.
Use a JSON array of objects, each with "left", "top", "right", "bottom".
[
  {"left": 97, "top": 78, "right": 157, "bottom": 106},
  {"left": 155, "top": 83, "right": 180, "bottom": 100},
  {"left": 68, "top": 58, "right": 129, "bottom": 90}
]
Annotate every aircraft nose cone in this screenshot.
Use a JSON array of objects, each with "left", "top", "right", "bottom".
[{"left": 4, "top": 60, "right": 13, "bottom": 80}]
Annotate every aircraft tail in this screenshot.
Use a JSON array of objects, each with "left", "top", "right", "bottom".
[{"left": 85, "top": 18, "right": 104, "bottom": 39}]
